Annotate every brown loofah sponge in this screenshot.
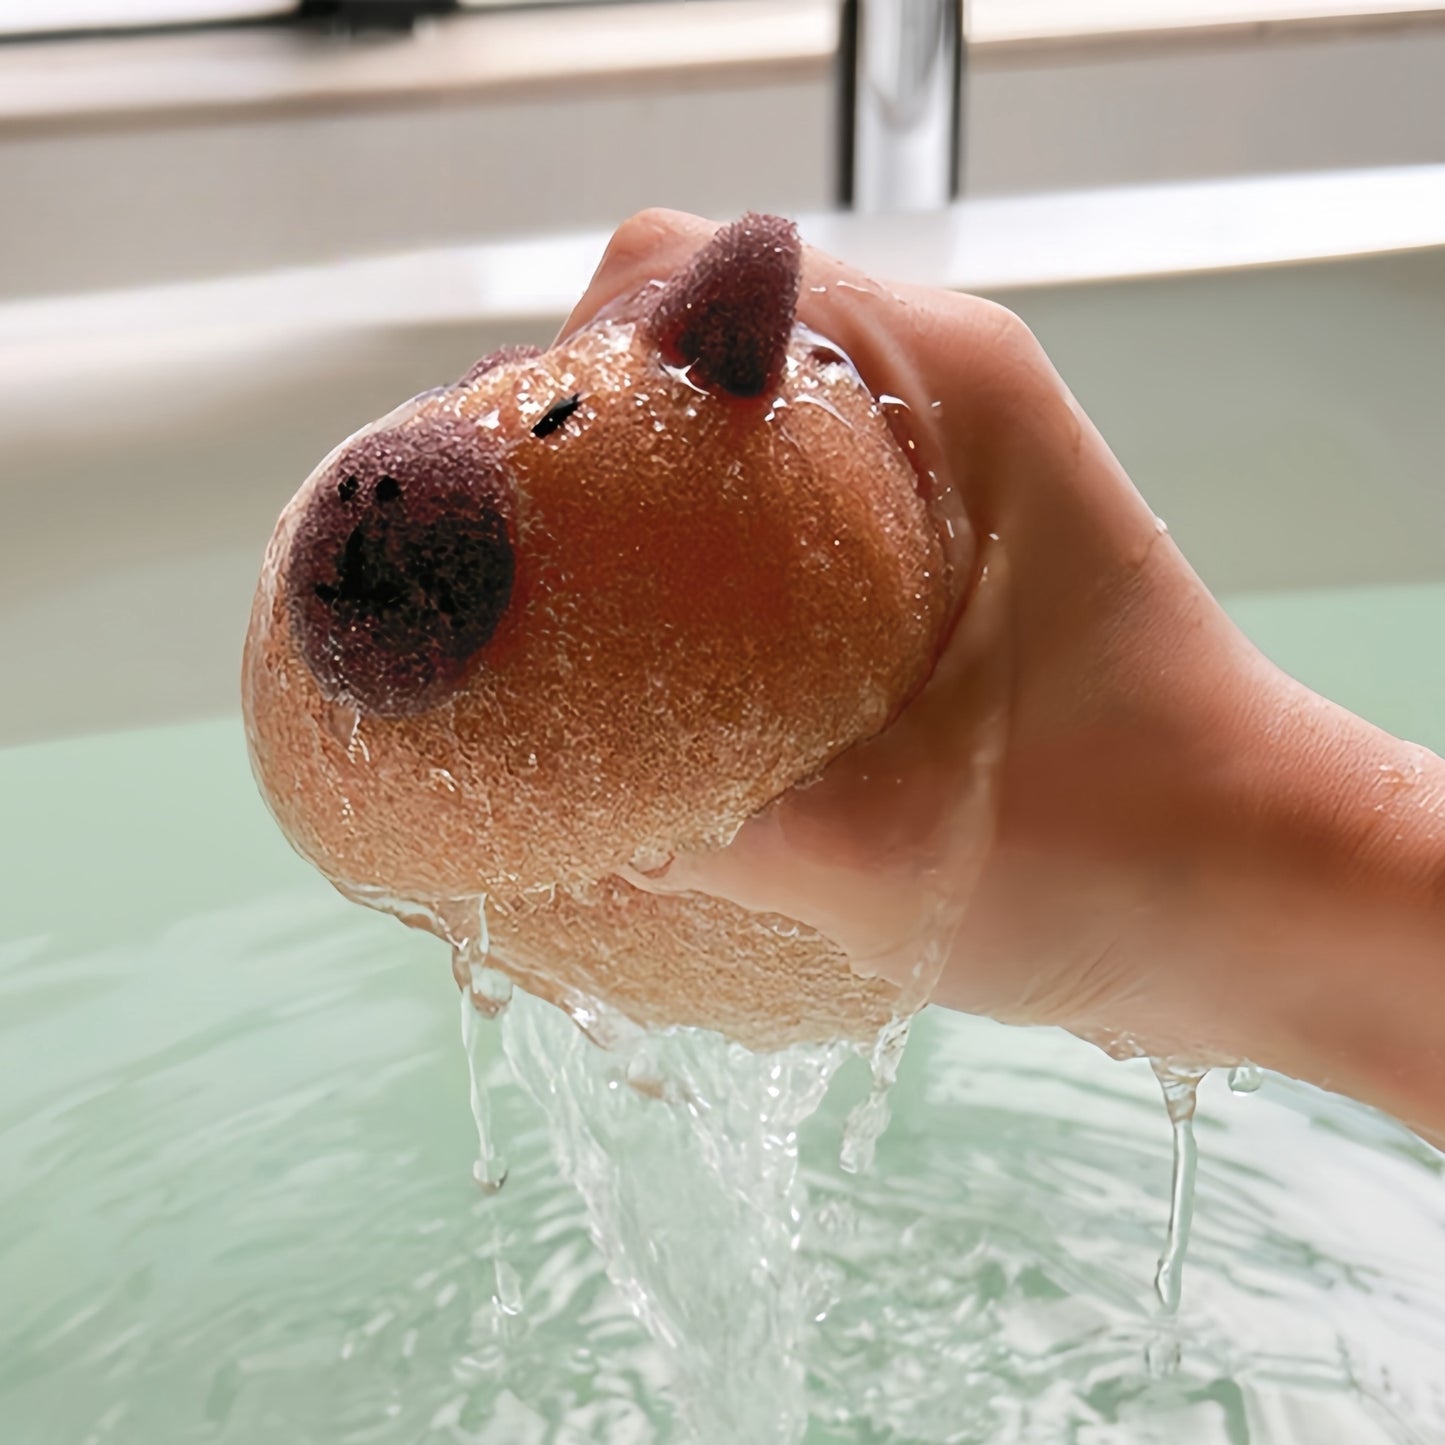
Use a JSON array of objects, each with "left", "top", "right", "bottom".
[{"left": 242, "top": 214, "right": 948, "bottom": 1049}]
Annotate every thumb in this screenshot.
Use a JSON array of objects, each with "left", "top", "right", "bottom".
[{"left": 556, "top": 208, "right": 718, "bottom": 343}]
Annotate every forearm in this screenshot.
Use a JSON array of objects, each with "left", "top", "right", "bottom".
[
  {"left": 939, "top": 623, "right": 1445, "bottom": 1139},
  {"left": 1156, "top": 668, "right": 1445, "bottom": 1137}
]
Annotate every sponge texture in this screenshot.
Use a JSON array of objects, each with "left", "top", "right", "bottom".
[{"left": 243, "top": 225, "right": 948, "bottom": 1048}]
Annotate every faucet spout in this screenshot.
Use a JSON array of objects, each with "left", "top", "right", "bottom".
[{"left": 839, "top": 0, "right": 964, "bottom": 213}]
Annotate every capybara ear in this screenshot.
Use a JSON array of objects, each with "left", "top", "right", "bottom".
[{"left": 648, "top": 213, "right": 802, "bottom": 399}]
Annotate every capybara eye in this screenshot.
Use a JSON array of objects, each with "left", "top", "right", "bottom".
[
  {"left": 286, "top": 419, "right": 516, "bottom": 718},
  {"left": 531, "top": 393, "right": 582, "bottom": 440}
]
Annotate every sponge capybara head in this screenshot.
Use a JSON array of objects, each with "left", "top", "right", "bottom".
[{"left": 242, "top": 214, "right": 949, "bottom": 1048}]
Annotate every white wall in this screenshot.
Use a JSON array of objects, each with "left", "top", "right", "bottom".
[{"left": 1, "top": 12, "right": 1443, "bottom": 300}]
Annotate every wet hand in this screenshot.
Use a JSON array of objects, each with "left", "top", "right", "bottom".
[{"left": 567, "top": 209, "right": 1269, "bottom": 1040}]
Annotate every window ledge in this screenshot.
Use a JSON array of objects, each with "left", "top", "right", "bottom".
[
  {"left": 0, "top": 0, "right": 836, "bottom": 135},
  {"left": 4, "top": 0, "right": 1445, "bottom": 136},
  {"left": 972, "top": 0, "right": 1445, "bottom": 54},
  {"left": 7, "top": 164, "right": 1444, "bottom": 356}
]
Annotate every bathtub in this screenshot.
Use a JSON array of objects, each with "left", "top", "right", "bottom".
[{"left": 3, "top": 166, "right": 1445, "bottom": 1443}]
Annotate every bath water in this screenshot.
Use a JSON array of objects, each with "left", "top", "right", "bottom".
[{"left": 5, "top": 581, "right": 1445, "bottom": 1443}]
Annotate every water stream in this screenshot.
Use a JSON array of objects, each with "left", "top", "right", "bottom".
[
  {"left": 461, "top": 986, "right": 1241, "bottom": 1434},
  {"left": 500, "top": 995, "right": 850, "bottom": 1444},
  {"left": 12, "top": 573, "right": 1445, "bottom": 1445},
  {"left": 1150, "top": 1060, "right": 1207, "bottom": 1319}
]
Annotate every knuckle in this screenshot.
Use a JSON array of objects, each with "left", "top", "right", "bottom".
[
  {"left": 601, "top": 208, "right": 697, "bottom": 275},
  {"left": 967, "top": 298, "right": 1060, "bottom": 398},
  {"left": 973, "top": 297, "right": 1043, "bottom": 358}
]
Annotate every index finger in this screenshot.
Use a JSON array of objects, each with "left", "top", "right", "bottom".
[{"left": 562, "top": 208, "right": 992, "bottom": 596}]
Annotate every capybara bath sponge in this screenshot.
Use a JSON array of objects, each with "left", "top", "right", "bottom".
[{"left": 242, "top": 214, "right": 948, "bottom": 1047}]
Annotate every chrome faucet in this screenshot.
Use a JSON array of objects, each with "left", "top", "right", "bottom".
[{"left": 838, "top": 0, "right": 964, "bottom": 212}]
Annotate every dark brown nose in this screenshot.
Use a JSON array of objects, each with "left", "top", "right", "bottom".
[{"left": 285, "top": 415, "right": 515, "bottom": 718}]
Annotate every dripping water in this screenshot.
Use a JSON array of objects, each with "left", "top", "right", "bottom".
[
  {"left": 438, "top": 894, "right": 523, "bottom": 1323},
  {"left": 500, "top": 993, "right": 854, "bottom": 1445},
  {"left": 1150, "top": 1061, "right": 1207, "bottom": 1318},
  {"left": 1144, "top": 1060, "right": 1207, "bottom": 1377},
  {"left": 459, "top": 987, "right": 509, "bottom": 1195},
  {"left": 436, "top": 896, "right": 511, "bottom": 1194},
  {"left": 840, "top": 1013, "right": 912, "bottom": 1175}
]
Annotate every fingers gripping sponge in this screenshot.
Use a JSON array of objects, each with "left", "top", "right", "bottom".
[{"left": 242, "top": 215, "right": 948, "bottom": 1048}]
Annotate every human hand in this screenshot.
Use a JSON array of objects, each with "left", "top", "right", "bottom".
[{"left": 562, "top": 209, "right": 1277, "bottom": 1047}]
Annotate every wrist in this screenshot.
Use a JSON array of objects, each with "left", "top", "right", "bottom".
[{"left": 1162, "top": 663, "right": 1445, "bottom": 1132}]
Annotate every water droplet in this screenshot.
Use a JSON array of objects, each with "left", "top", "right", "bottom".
[
  {"left": 1228, "top": 1063, "right": 1263, "bottom": 1094},
  {"left": 1145, "top": 1327, "right": 1182, "bottom": 1378},
  {"left": 470, "top": 964, "right": 513, "bottom": 1016},
  {"left": 461, "top": 991, "right": 508, "bottom": 1193},
  {"left": 1377, "top": 754, "right": 1425, "bottom": 791},
  {"left": 628, "top": 844, "right": 673, "bottom": 876},
  {"left": 435, "top": 897, "right": 499, "bottom": 993},
  {"left": 623, "top": 1049, "right": 666, "bottom": 1099},
  {"left": 323, "top": 701, "right": 360, "bottom": 749},
  {"left": 443, "top": 897, "right": 509, "bottom": 1191},
  {"left": 493, "top": 1257, "right": 524, "bottom": 1317},
  {"left": 841, "top": 1015, "right": 912, "bottom": 1175},
  {"left": 1150, "top": 1059, "right": 1206, "bottom": 1316},
  {"left": 568, "top": 993, "right": 643, "bottom": 1052},
  {"left": 662, "top": 362, "right": 709, "bottom": 395}
]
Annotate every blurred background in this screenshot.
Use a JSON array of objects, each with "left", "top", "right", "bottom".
[
  {"left": 3, "top": 0, "right": 1444, "bottom": 293},
  {"left": 1, "top": 0, "right": 1443, "bottom": 740},
  {"left": 5, "top": 10, "right": 1445, "bottom": 1444}
]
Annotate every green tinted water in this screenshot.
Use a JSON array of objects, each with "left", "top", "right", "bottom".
[{"left": 4, "top": 582, "right": 1445, "bottom": 1444}]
